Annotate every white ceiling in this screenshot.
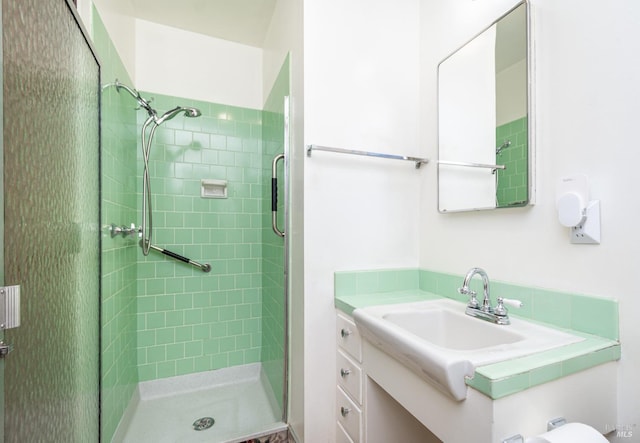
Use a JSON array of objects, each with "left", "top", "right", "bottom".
[{"left": 121, "top": 0, "right": 277, "bottom": 48}]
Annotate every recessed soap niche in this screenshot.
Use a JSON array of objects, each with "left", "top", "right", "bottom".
[{"left": 201, "top": 179, "right": 228, "bottom": 199}]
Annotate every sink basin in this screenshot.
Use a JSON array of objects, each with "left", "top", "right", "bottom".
[
  {"left": 383, "top": 309, "right": 523, "bottom": 350},
  {"left": 353, "top": 298, "right": 583, "bottom": 401}
]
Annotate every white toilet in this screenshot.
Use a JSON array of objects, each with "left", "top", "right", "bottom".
[
  {"left": 503, "top": 419, "right": 609, "bottom": 443},
  {"left": 525, "top": 422, "right": 608, "bottom": 443}
]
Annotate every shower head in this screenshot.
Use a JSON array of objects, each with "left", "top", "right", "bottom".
[
  {"left": 496, "top": 139, "right": 512, "bottom": 155},
  {"left": 155, "top": 106, "right": 202, "bottom": 125},
  {"left": 183, "top": 107, "right": 201, "bottom": 118}
]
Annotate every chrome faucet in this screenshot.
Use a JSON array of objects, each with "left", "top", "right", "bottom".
[
  {"left": 459, "top": 267, "right": 491, "bottom": 312},
  {"left": 458, "top": 267, "right": 522, "bottom": 325}
]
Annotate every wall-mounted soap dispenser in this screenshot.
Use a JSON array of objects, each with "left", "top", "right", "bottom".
[{"left": 556, "top": 175, "right": 600, "bottom": 244}]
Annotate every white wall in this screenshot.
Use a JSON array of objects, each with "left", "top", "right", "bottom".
[
  {"left": 91, "top": 0, "right": 137, "bottom": 82},
  {"left": 262, "top": 0, "right": 299, "bottom": 106},
  {"left": 303, "top": 0, "right": 421, "bottom": 440},
  {"left": 135, "top": 19, "right": 263, "bottom": 109},
  {"left": 81, "top": 1, "right": 264, "bottom": 109},
  {"left": 420, "top": 1, "right": 640, "bottom": 440},
  {"left": 262, "top": 0, "right": 305, "bottom": 440},
  {"left": 497, "top": 59, "right": 527, "bottom": 125},
  {"left": 76, "top": 0, "right": 93, "bottom": 35}
]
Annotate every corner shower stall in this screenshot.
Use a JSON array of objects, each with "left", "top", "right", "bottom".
[{"left": 97, "top": 8, "right": 291, "bottom": 441}]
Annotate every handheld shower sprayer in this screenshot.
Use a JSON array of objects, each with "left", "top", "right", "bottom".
[
  {"left": 106, "top": 79, "right": 202, "bottom": 256},
  {"left": 140, "top": 105, "right": 201, "bottom": 256},
  {"left": 155, "top": 106, "right": 202, "bottom": 125}
]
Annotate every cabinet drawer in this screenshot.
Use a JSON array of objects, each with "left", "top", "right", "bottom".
[
  {"left": 336, "top": 313, "right": 362, "bottom": 361},
  {"left": 337, "top": 386, "right": 362, "bottom": 442},
  {"left": 336, "top": 421, "right": 355, "bottom": 443},
  {"left": 337, "top": 349, "right": 362, "bottom": 403}
]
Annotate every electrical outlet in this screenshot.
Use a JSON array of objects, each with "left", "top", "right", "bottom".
[{"left": 570, "top": 201, "right": 600, "bottom": 244}]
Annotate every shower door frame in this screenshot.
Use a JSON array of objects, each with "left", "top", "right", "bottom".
[
  {"left": 281, "top": 94, "right": 291, "bottom": 422},
  {"left": 0, "top": 2, "right": 5, "bottom": 440}
]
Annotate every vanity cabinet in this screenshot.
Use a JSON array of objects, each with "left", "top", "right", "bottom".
[
  {"left": 335, "top": 310, "right": 451, "bottom": 443},
  {"left": 335, "top": 312, "right": 363, "bottom": 442},
  {"left": 336, "top": 306, "right": 617, "bottom": 442}
]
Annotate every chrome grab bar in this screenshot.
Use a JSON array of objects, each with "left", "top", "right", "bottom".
[
  {"left": 272, "top": 154, "right": 285, "bottom": 238},
  {"left": 438, "top": 160, "right": 506, "bottom": 174},
  {"left": 307, "top": 144, "right": 429, "bottom": 169},
  {"left": 143, "top": 241, "right": 211, "bottom": 273}
]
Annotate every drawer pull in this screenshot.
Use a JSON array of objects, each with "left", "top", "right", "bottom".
[
  {"left": 340, "top": 368, "right": 351, "bottom": 378},
  {"left": 340, "top": 328, "right": 352, "bottom": 338},
  {"left": 340, "top": 406, "right": 351, "bottom": 417}
]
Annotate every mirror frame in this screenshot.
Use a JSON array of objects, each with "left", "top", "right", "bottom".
[{"left": 436, "top": 1, "right": 534, "bottom": 213}]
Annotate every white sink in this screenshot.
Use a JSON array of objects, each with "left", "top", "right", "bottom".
[
  {"left": 383, "top": 308, "right": 524, "bottom": 350},
  {"left": 353, "top": 298, "right": 583, "bottom": 401}
]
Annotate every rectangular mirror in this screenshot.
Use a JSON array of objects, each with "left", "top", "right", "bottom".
[{"left": 437, "top": 2, "right": 531, "bottom": 213}]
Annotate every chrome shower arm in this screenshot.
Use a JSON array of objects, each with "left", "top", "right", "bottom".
[{"left": 112, "top": 79, "right": 156, "bottom": 118}]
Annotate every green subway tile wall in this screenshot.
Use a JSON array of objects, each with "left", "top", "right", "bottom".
[
  {"left": 135, "top": 92, "right": 265, "bottom": 381},
  {"left": 261, "top": 55, "right": 289, "bottom": 413},
  {"left": 496, "top": 116, "right": 528, "bottom": 207},
  {"left": 93, "top": 8, "right": 139, "bottom": 443}
]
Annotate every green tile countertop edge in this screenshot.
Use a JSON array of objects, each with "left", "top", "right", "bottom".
[
  {"left": 334, "top": 268, "right": 621, "bottom": 400},
  {"left": 466, "top": 337, "right": 620, "bottom": 400}
]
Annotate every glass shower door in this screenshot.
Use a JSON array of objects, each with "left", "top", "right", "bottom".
[
  {"left": 262, "top": 56, "right": 290, "bottom": 423},
  {"left": 2, "top": 1, "right": 101, "bottom": 441}
]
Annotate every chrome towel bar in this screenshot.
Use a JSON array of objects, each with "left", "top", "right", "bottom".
[
  {"left": 438, "top": 160, "right": 506, "bottom": 174},
  {"left": 306, "top": 144, "right": 429, "bottom": 169}
]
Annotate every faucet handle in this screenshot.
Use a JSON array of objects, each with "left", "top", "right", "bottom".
[
  {"left": 501, "top": 298, "right": 523, "bottom": 308},
  {"left": 459, "top": 287, "right": 479, "bottom": 309},
  {"left": 495, "top": 297, "right": 523, "bottom": 316}
]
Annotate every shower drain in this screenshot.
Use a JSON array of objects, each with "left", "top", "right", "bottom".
[{"left": 193, "top": 417, "right": 215, "bottom": 431}]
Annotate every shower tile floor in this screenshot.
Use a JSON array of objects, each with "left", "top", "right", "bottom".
[{"left": 119, "top": 364, "right": 286, "bottom": 443}]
